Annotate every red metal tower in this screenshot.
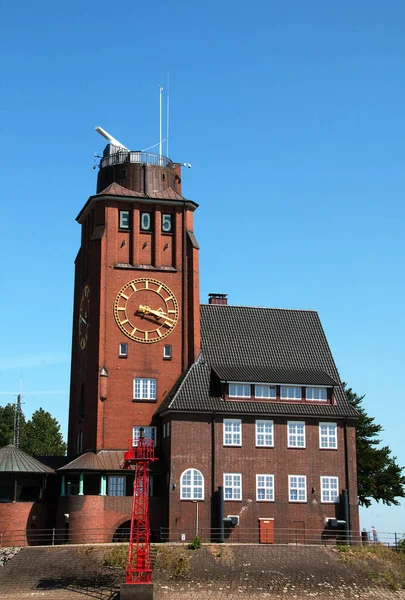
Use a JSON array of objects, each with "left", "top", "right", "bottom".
[{"left": 122, "top": 428, "right": 157, "bottom": 584}]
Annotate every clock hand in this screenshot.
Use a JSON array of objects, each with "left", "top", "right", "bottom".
[{"left": 137, "top": 305, "right": 176, "bottom": 324}]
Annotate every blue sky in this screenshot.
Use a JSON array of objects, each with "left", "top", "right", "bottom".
[{"left": 0, "top": 0, "right": 404, "bottom": 534}]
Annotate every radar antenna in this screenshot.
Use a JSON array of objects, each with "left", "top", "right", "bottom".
[{"left": 95, "top": 126, "right": 129, "bottom": 150}]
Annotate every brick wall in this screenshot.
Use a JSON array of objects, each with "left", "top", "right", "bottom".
[{"left": 167, "top": 414, "right": 359, "bottom": 537}]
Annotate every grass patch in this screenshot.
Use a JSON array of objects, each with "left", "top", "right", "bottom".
[
  {"left": 104, "top": 545, "right": 191, "bottom": 580},
  {"left": 104, "top": 545, "right": 128, "bottom": 569},
  {"left": 336, "top": 544, "right": 405, "bottom": 590},
  {"left": 155, "top": 546, "right": 190, "bottom": 579}
]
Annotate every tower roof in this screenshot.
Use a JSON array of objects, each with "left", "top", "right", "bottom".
[{"left": 0, "top": 444, "right": 54, "bottom": 473}]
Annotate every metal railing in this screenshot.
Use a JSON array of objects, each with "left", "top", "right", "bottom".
[
  {"left": 1, "top": 527, "right": 404, "bottom": 549},
  {"left": 100, "top": 150, "right": 174, "bottom": 170}
]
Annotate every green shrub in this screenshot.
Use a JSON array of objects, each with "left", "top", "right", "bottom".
[{"left": 188, "top": 536, "right": 202, "bottom": 550}]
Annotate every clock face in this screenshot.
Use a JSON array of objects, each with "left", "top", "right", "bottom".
[
  {"left": 79, "top": 285, "right": 90, "bottom": 349},
  {"left": 114, "top": 277, "right": 179, "bottom": 344}
]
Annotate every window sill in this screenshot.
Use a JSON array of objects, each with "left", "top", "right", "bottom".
[
  {"left": 132, "top": 399, "right": 157, "bottom": 403},
  {"left": 223, "top": 444, "right": 242, "bottom": 448}
]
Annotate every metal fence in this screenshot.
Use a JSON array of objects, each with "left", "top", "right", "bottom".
[{"left": 1, "top": 527, "right": 404, "bottom": 549}]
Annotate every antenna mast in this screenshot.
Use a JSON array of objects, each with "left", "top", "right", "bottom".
[
  {"left": 159, "top": 85, "right": 163, "bottom": 162},
  {"left": 13, "top": 381, "right": 23, "bottom": 448},
  {"left": 166, "top": 73, "right": 170, "bottom": 158}
]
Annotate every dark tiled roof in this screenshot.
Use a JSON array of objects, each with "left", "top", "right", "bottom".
[
  {"left": 58, "top": 450, "right": 125, "bottom": 471},
  {"left": 212, "top": 365, "right": 337, "bottom": 386},
  {"left": 159, "top": 305, "right": 358, "bottom": 419},
  {"left": 0, "top": 445, "right": 54, "bottom": 474}
]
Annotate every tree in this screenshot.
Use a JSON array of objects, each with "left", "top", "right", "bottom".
[
  {"left": 0, "top": 403, "right": 25, "bottom": 447},
  {"left": 21, "top": 408, "right": 66, "bottom": 456},
  {"left": 0, "top": 403, "right": 66, "bottom": 456},
  {"left": 344, "top": 384, "right": 405, "bottom": 507}
]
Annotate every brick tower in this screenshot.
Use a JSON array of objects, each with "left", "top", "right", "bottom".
[{"left": 67, "top": 143, "right": 200, "bottom": 455}]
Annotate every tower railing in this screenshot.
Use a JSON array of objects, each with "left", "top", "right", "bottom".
[{"left": 100, "top": 150, "right": 174, "bottom": 170}]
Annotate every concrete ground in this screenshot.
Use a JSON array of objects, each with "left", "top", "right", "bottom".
[{"left": 0, "top": 545, "right": 404, "bottom": 599}]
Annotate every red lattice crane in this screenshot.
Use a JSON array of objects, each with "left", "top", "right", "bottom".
[{"left": 122, "top": 428, "right": 157, "bottom": 584}]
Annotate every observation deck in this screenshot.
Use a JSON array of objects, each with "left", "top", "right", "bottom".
[{"left": 96, "top": 144, "right": 182, "bottom": 196}]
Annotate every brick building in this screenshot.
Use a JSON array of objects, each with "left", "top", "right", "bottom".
[{"left": 58, "top": 142, "right": 359, "bottom": 543}]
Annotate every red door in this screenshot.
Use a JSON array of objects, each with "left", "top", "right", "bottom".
[{"left": 259, "top": 519, "right": 274, "bottom": 544}]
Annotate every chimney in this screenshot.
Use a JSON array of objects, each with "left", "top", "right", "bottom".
[{"left": 208, "top": 293, "right": 228, "bottom": 305}]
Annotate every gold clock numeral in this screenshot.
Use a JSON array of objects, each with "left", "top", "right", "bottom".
[
  {"left": 157, "top": 285, "right": 162, "bottom": 293},
  {"left": 117, "top": 307, "right": 126, "bottom": 311},
  {"left": 121, "top": 319, "right": 129, "bottom": 325},
  {"left": 156, "top": 329, "right": 162, "bottom": 337},
  {"left": 121, "top": 293, "right": 129, "bottom": 300},
  {"left": 131, "top": 283, "right": 137, "bottom": 291},
  {"left": 144, "top": 331, "right": 149, "bottom": 341},
  {"left": 131, "top": 327, "right": 137, "bottom": 336}
]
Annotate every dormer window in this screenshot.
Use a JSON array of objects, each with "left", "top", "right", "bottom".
[
  {"left": 306, "top": 387, "right": 327, "bottom": 401},
  {"left": 229, "top": 383, "right": 251, "bottom": 398},
  {"left": 280, "top": 386, "right": 301, "bottom": 400},
  {"left": 255, "top": 385, "right": 276, "bottom": 399}
]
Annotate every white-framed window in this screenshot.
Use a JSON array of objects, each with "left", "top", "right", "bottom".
[
  {"left": 256, "top": 474, "right": 275, "bottom": 501},
  {"left": 319, "top": 422, "right": 337, "bottom": 449},
  {"left": 224, "top": 473, "right": 242, "bottom": 500},
  {"left": 229, "top": 383, "right": 251, "bottom": 398},
  {"left": 134, "top": 378, "right": 156, "bottom": 400},
  {"left": 255, "top": 420, "right": 274, "bottom": 447},
  {"left": 254, "top": 385, "right": 276, "bottom": 399},
  {"left": 163, "top": 345, "right": 172, "bottom": 359},
  {"left": 321, "top": 476, "right": 339, "bottom": 503},
  {"left": 108, "top": 476, "right": 126, "bottom": 496},
  {"left": 281, "top": 386, "right": 302, "bottom": 400},
  {"left": 288, "top": 475, "right": 307, "bottom": 502},
  {"left": 288, "top": 421, "right": 306, "bottom": 448},
  {"left": 133, "top": 426, "right": 157, "bottom": 446},
  {"left": 119, "top": 343, "right": 128, "bottom": 358},
  {"left": 180, "top": 468, "right": 204, "bottom": 500},
  {"left": 306, "top": 387, "right": 327, "bottom": 401},
  {"left": 119, "top": 210, "right": 130, "bottom": 230},
  {"left": 223, "top": 419, "right": 242, "bottom": 446}
]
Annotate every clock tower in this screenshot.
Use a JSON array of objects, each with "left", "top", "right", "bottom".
[{"left": 68, "top": 143, "right": 200, "bottom": 455}]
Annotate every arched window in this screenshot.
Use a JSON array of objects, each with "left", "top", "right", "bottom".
[{"left": 180, "top": 468, "right": 204, "bottom": 500}]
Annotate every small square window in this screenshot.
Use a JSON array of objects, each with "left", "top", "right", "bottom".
[
  {"left": 108, "top": 475, "right": 125, "bottom": 496},
  {"left": 163, "top": 345, "right": 172, "bottom": 360},
  {"left": 119, "top": 210, "right": 130, "bottom": 230},
  {"left": 119, "top": 343, "right": 128, "bottom": 358},
  {"left": 162, "top": 214, "right": 173, "bottom": 233},
  {"left": 140, "top": 212, "right": 152, "bottom": 231}
]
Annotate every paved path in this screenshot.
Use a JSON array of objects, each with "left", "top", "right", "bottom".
[{"left": 0, "top": 545, "right": 404, "bottom": 599}]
